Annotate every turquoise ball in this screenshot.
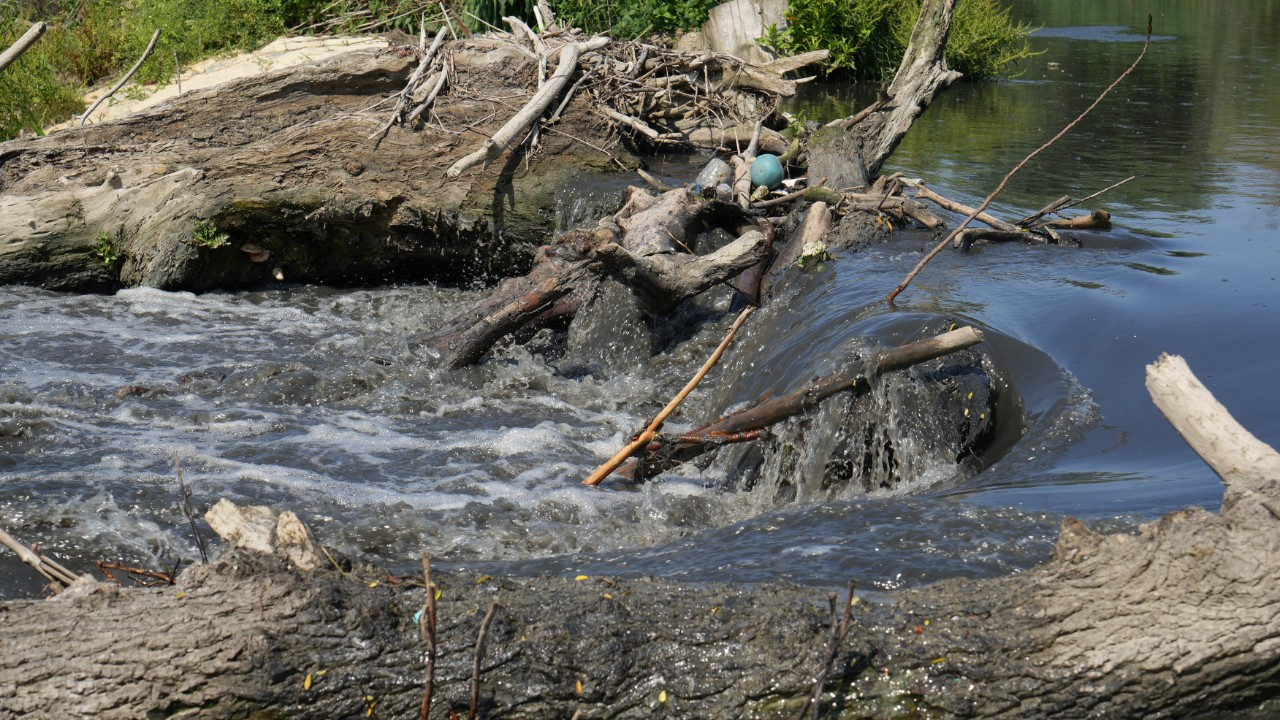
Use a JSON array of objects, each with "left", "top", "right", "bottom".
[{"left": 750, "top": 154, "right": 784, "bottom": 190}]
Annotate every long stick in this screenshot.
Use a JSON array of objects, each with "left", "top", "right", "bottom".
[
  {"left": 447, "top": 36, "right": 609, "bottom": 177},
  {"left": 583, "top": 306, "right": 754, "bottom": 486},
  {"left": 617, "top": 326, "right": 985, "bottom": 481},
  {"left": 80, "top": 28, "right": 162, "bottom": 127},
  {"left": 419, "top": 552, "right": 438, "bottom": 720},
  {"left": 0, "top": 21, "right": 47, "bottom": 75},
  {"left": 469, "top": 597, "right": 500, "bottom": 720},
  {"left": 885, "top": 15, "right": 1152, "bottom": 304}
]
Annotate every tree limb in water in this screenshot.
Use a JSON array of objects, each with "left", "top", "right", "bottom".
[
  {"left": 613, "top": 326, "right": 986, "bottom": 482},
  {"left": 0, "top": 21, "right": 46, "bottom": 75},
  {"left": 885, "top": 15, "right": 1153, "bottom": 304}
]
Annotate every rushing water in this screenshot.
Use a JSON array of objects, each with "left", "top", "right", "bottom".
[{"left": 1, "top": 2, "right": 1278, "bottom": 599}]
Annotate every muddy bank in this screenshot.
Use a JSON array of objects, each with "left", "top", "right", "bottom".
[{"left": 0, "top": 37, "right": 626, "bottom": 292}]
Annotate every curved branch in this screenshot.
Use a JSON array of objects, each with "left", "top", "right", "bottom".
[{"left": 0, "top": 21, "right": 46, "bottom": 75}]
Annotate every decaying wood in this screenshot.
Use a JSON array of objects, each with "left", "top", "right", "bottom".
[
  {"left": 0, "top": 20, "right": 46, "bottom": 75},
  {"left": 10, "top": 355, "right": 1273, "bottom": 719},
  {"left": 422, "top": 187, "right": 766, "bottom": 367},
  {"left": 905, "top": 179, "right": 1020, "bottom": 232},
  {"left": 79, "top": 28, "right": 162, "bottom": 127}
]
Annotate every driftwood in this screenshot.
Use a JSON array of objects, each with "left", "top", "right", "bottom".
[
  {"left": 421, "top": 187, "right": 767, "bottom": 368},
  {"left": 613, "top": 326, "right": 985, "bottom": 481},
  {"left": 0, "top": 20, "right": 46, "bottom": 75},
  {"left": 3, "top": 354, "right": 1278, "bottom": 718}
]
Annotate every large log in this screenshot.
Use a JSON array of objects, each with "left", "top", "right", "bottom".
[
  {"left": 4, "top": 353, "right": 1280, "bottom": 719},
  {"left": 0, "top": 38, "right": 627, "bottom": 291}
]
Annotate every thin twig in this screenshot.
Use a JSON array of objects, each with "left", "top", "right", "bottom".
[
  {"left": 797, "top": 580, "right": 857, "bottom": 720},
  {"left": 885, "top": 15, "right": 1152, "bottom": 304},
  {"left": 470, "top": 597, "right": 500, "bottom": 720},
  {"left": 1054, "top": 175, "right": 1137, "bottom": 215},
  {"left": 80, "top": 28, "right": 162, "bottom": 127},
  {"left": 173, "top": 50, "right": 182, "bottom": 95},
  {"left": 583, "top": 305, "right": 754, "bottom": 485},
  {"left": 173, "top": 452, "right": 207, "bottom": 564},
  {"left": 419, "top": 552, "right": 438, "bottom": 720}
]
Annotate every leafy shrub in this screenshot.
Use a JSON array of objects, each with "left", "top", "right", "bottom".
[
  {"left": 550, "top": 0, "right": 717, "bottom": 38},
  {"left": 762, "top": 0, "right": 1034, "bottom": 80}
]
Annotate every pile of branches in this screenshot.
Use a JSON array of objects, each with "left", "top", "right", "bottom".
[{"left": 370, "top": 2, "right": 828, "bottom": 166}]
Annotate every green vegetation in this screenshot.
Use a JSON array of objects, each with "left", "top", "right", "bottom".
[
  {"left": 551, "top": 0, "right": 717, "bottom": 38},
  {"left": 1, "top": 0, "right": 1030, "bottom": 139},
  {"left": 761, "top": 0, "right": 1035, "bottom": 80},
  {"left": 192, "top": 220, "right": 231, "bottom": 249},
  {"left": 94, "top": 231, "right": 120, "bottom": 267}
]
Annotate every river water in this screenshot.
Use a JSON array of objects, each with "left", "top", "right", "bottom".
[{"left": 1, "top": 2, "right": 1277, "bottom": 598}]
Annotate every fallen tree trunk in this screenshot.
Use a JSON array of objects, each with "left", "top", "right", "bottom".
[
  {"left": 0, "top": 38, "right": 623, "bottom": 291},
  {"left": 3, "top": 355, "right": 1278, "bottom": 718}
]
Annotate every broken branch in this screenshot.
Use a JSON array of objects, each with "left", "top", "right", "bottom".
[{"left": 885, "top": 15, "right": 1152, "bottom": 304}]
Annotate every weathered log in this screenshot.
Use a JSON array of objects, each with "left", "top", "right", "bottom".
[
  {"left": 807, "top": 0, "right": 962, "bottom": 188},
  {"left": 422, "top": 187, "right": 764, "bottom": 366},
  {"left": 5, "top": 356, "right": 1278, "bottom": 718},
  {"left": 0, "top": 40, "right": 627, "bottom": 291}
]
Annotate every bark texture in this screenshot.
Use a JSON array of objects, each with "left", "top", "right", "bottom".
[
  {"left": 807, "top": 0, "right": 962, "bottom": 188},
  {"left": 0, "top": 39, "right": 623, "bottom": 291}
]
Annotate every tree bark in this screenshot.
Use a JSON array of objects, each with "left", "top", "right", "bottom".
[{"left": 806, "top": 0, "right": 962, "bottom": 188}]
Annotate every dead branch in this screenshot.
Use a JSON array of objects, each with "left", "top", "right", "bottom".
[
  {"left": 447, "top": 36, "right": 609, "bottom": 177},
  {"left": 612, "top": 326, "right": 986, "bottom": 482},
  {"left": 1038, "top": 209, "right": 1111, "bottom": 230},
  {"left": 80, "top": 28, "right": 162, "bottom": 127},
  {"left": 0, "top": 20, "right": 47, "bottom": 75},
  {"left": 886, "top": 15, "right": 1152, "bottom": 303},
  {"left": 0, "top": 526, "right": 81, "bottom": 590},
  {"left": 583, "top": 306, "right": 754, "bottom": 486},
  {"left": 1146, "top": 354, "right": 1280, "bottom": 492}
]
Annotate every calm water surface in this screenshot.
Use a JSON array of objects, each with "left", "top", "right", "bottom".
[{"left": 1, "top": 2, "right": 1277, "bottom": 597}]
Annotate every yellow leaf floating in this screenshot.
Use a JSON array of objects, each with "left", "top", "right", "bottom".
[
  {"left": 932, "top": 657, "right": 947, "bottom": 664},
  {"left": 575, "top": 575, "right": 590, "bottom": 581},
  {"left": 304, "top": 673, "right": 313, "bottom": 690},
  {"left": 434, "top": 588, "right": 442, "bottom": 601},
  {"left": 659, "top": 690, "right": 668, "bottom": 703},
  {"left": 368, "top": 581, "right": 379, "bottom": 588},
  {"left": 603, "top": 592, "right": 614, "bottom": 600},
  {"left": 711, "top": 606, "right": 721, "bottom": 615},
  {"left": 576, "top": 680, "right": 583, "bottom": 696}
]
